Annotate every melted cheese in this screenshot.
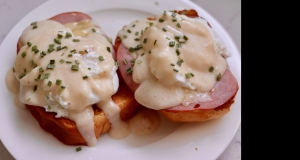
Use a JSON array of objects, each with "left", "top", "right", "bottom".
[
  {"left": 117, "top": 11, "right": 230, "bottom": 110},
  {"left": 6, "top": 19, "right": 120, "bottom": 146}
]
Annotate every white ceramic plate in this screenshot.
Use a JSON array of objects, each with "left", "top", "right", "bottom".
[{"left": 0, "top": 0, "right": 241, "bottom": 160}]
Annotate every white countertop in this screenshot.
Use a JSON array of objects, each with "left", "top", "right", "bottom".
[{"left": 0, "top": 0, "right": 241, "bottom": 159}]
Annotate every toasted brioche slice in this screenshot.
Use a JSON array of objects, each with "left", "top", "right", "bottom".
[{"left": 26, "top": 80, "right": 140, "bottom": 146}]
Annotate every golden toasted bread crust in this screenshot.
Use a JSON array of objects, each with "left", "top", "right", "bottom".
[
  {"left": 27, "top": 105, "right": 110, "bottom": 145},
  {"left": 26, "top": 80, "right": 140, "bottom": 146},
  {"left": 158, "top": 94, "right": 236, "bottom": 122}
]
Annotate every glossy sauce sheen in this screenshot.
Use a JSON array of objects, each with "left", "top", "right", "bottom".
[
  {"left": 6, "top": 19, "right": 121, "bottom": 146},
  {"left": 117, "top": 11, "right": 231, "bottom": 110}
]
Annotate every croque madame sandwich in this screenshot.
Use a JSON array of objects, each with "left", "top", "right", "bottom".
[
  {"left": 114, "top": 9, "right": 239, "bottom": 122},
  {"left": 6, "top": 12, "right": 140, "bottom": 146}
]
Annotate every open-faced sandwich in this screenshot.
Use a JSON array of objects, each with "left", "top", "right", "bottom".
[
  {"left": 114, "top": 9, "right": 239, "bottom": 122},
  {"left": 5, "top": 12, "right": 141, "bottom": 146}
]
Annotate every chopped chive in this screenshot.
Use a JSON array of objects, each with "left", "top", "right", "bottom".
[
  {"left": 166, "top": 37, "right": 170, "bottom": 40},
  {"left": 148, "top": 50, "right": 151, "bottom": 54},
  {"left": 39, "top": 73, "right": 50, "bottom": 80},
  {"left": 172, "top": 18, "right": 177, "bottom": 22},
  {"left": 98, "top": 56, "right": 104, "bottom": 61},
  {"left": 32, "top": 25, "right": 37, "bottom": 29},
  {"left": 62, "top": 46, "right": 67, "bottom": 50},
  {"left": 56, "top": 79, "right": 62, "bottom": 85},
  {"left": 61, "top": 52, "right": 65, "bottom": 56},
  {"left": 66, "top": 61, "right": 72, "bottom": 64},
  {"left": 137, "top": 59, "right": 142, "bottom": 64},
  {"left": 76, "top": 147, "right": 82, "bottom": 152},
  {"left": 126, "top": 67, "right": 133, "bottom": 74},
  {"left": 68, "top": 54, "right": 72, "bottom": 57},
  {"left": 34, "top": 49, "right": 39, "bottom": 53},
  {"left": 172, "top": 12, "right": 176, "bottom": 17},
  {"left": 57, "top": 33, "right": 63, "bottom": 39},
  {"left": 73, "top": 39, "right": 80, "bottom": 42},
  {"left": 216, "top": 73, "right": 221, "bottom": 81},
  {"left": 141, "top": 53, "right": 145, "bottom": 56},
  {"left": 92, "top": 28, "right": 96, "bottom": 32},
  {"left": 88, "top": 67, "right": 91, "bottom": 70},
  {"left": 47, "top": 48, "right": 54, "bottom": 53},
  {"left": 135, "top": 44, "right": 142, "bottom": 50},
  {"left": 132, "top": 24, "right": 136, "bottom": 27},
  {"left": 183, "top": 35, "right": 189, "bottom": 40},
  {"left": 159, "top": 18, "right": 165, "bottom": 22},
  {"left": 47, "top": 105, "right": 51, "bottom": 110},
  {"left": 32, "top": 45, "right": 37, "bottom": 51},
  {"left": 49, "top": 44, "right": 55, "bottom": 48},
  {"left": 47, "top": 64, "right": 55, "bottom": 69},
  {"left": 33, "top": 85, "right": 37, "bottom": 92},
  {"left": 83, "top": 76, "right": 88, "bottom": 80},
  {"left": 154, "top": 40, "right": 157, "bottom": 45},
  {"left": 75, "top": 60, "right": 80, "bottom": 64},
  {"left": 178, "top": 38, "right": 185, "bottom": 43},
  {"left": 27, "top": 42, "right": 32, "bottom": 47},
  {"left": 174, "top": 35, "right": 180, "bottom": 39},
  {"left": 71, "top": 65, "right": 79, "bottom": 71},
  {"left": 127, "top": 29, "right": 132, "bottom": 33},
  {"left": 47, "top": 81, "right": 52, "bottom": 87},
  {"left": 107, "top": 47, "right": 111, "bottom": 53},
  {"left": 54, "top": 38, "right": 61, "bottom": 44},
  {"left": 177, "top": 59, "right": 184, "bottom": 66},
  {"left": 114, "top": 61, "right": 119, "bottom": 67},
  {"left": 209, "top": 66, "right": 214, "bottom": 72},
  {"left": 177, "top": 23, "right": 181, "bottom": 28},
  {"left": 171, "top": 63, "right": 175, "bottom": 66},
  {"left": 176, "top": 49, "right": 180, "bottom": 55},
  {"left": 135, "top": 32, "right": 139, "bottom": 36},
  {"left": 107, "top": 37, "right": 112, "bottom": 43},
  {"left": 39, "top": 67, "right": 44, "bottom": 72},
  {"left": 169, "top": 41, "right": 175, "bottom": 47},
  {"left": 134, "top": 38, "right": 140, "bottom": 41},
  {"left": 129, "top": 47, "right": 135, "bottom": 52},
  {"left": 185, "top": 73, "right": 194, "bottom": 79},
  {"left": 70, "top": 49, "right": 76, "bottom": 53},
  {"left": 130, "top": 59, "right": 135, "bottom": 64},
  {"left": 19, "top": 73, "right": 26, "bottom": 79},
  {"left": 30, "top": 21, "right": 37, "bottom": 25},
  {"left": 12, "top": 67, "right": 15, "bottom": 73},
  {"left": 65, "top": 32, "right": 72, "bottom": 38},
  {"left": 50, "top": 59, "right": 55, "bottom": 64},
  {"left": 162, "top": 28, "right": 167, "bottom": 32},
  {"left": 173, "top": 68, "right": 179, "bottom": 72},
  {"left": 58, "top": 86, "right": 65, "bottom": 92},
  {"left": 56, "top": 46, "right": 62, "bottom": 51},
  {"left": 143, "top": 38, "right": 147, "bottom": 43},
  {"left": 123, "top": 35, "right": 127, "bottom": 39},
  {"left": 21, "top": 52, "right": 26, "bottom": 58},
  {"left": 123, "top": 59, "right": 128, "bottom": 65}
]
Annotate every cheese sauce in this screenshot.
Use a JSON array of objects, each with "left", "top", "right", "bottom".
[
  {"left": 117, "top": 11, "right": 231, "bottom": 110},
  {"left": 6, "top": 19, "right": 120, "bottom": 146}
]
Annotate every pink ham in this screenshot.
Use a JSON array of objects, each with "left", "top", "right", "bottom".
[
  {"left": 116, "top": 43, "right": 239, "bottom": 110},
  {"left": 49, "top": 12, "right": 92, "bottom": 24}
]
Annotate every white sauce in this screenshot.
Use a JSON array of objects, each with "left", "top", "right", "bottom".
[
  {"left": 6, "top": 19, "right": 118, "bottom": 146},
  {"left": 117, "top": 11, "right": 230, "bottom": 110}
]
